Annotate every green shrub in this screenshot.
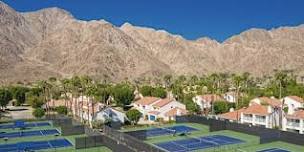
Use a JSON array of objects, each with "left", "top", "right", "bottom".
[
  {"left": 32, "top": 108, "right": 45, "bottom": 118},
  {"left": 55, "top": 106, "right": 68, "bottom": 115},
  {"left": 126, "top": 109, "right": 141, "bottom": 125}
]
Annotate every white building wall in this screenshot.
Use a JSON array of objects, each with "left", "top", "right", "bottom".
[
  {"left": 223, "top": 94, "right": 236, "bottom": 103},
  {"left": 94, "top": 108, "right": 126, "bottom": 123},
  {"left": 192, "top": 96, "right": 211, "bottom": 110},
  {"left": 284, "top": 97, "right": 304, "bottom": 115}
]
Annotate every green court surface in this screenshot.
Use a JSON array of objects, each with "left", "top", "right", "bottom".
[
  {"left": 0, "top": 120, "right": 112, "bottom": 152},
  {"left": 121, "top": 123, "right": 304, "bottom": 152}
]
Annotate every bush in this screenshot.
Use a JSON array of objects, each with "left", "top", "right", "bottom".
[
  {"left": 139, "top": 85, "right": 154, "bottom": 96},
  {"left": 92, "top": 120, "right": 104, "bottom": 129},
  {"left": 55, "top": 106, "right": 68, "bottom": 115},
  {"left": 126, "top": 109, "right": 141, "bottom": 125},
  {"left": 283, "top": 107, "right": 288, "bottom": 113},
  {"left": 151, "top": 87, "right": 167, "bottom": 98},
  {"left": 32, "top": 108, "right": 45, "bottom": 118},
  {"left": 213, "top": 101, "right": 228, "bottom": 114},
  {"left": 28, "top": 96, "right": 44, "bottom": 108}
]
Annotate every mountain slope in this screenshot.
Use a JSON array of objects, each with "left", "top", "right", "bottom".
[{"left": 1, "top": 1, "right": 304, "bottom": 83}]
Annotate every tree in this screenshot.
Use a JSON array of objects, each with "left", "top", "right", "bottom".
[
  {"left": 183, "top": 94, "right": 200, "bottom": 114},
  {"left": 232, "top": 74, "right": 244, "bottom": 108},
  {"left": 33, "top": 108, "right": 45, "bottom": 118},
  {"left": 172, "top": 84, "right": 184, "bottom": 101},
  {"left": 274, "top": 70, "right": 288, "bottom": 98},
  {"left": 213, "top": 101, "right": 228, "bottom": 114},
  {"left": 55, "top": 106, "right": 68, "bottom": 115},
  {"left": 28, "top": 96, "right": 44, "bottom": 108},
  {"left": 163, "top": 74, "right": 173, "bottom": 90},
  {"left": 126, "top": 109, "right": 141, "bottom": 125},
  {"left": 111, "top": 84, "right": 135, "bottom": 107},
  {"left": 151, "top": 87, "right": 167, "bottom": 98},
  {"left": 0, "top": 88, "right": 13, "bottom": 109},
  {"left": 139, "top": 85, "right": 154, "bottom": 96},
  {"left": 14, "top": 87, "right": 28, "bottom": 106},
  {"left": 186, "top": 101, "right": 200, "bottom": 114}
]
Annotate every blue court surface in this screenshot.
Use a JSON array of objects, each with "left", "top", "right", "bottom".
[
  {"left": 0, "top": 129, "right": 60, "bottom": 138},
  {"left": 0, "top": 138, "right": 72, "bottom": 152},
  {"left": 257, "top": 148, "right": 290, "bottom": 152},
  {"left": 146, "top": 125, "right": 198, "bottom": 137},
  {"left": 0, "top": 122, "right": 50, "bottom": 129},
  {"left": 155, "top": 135, "right": 244, "bottom": 152}
]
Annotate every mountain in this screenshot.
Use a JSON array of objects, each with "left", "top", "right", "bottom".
[{"left": 1, "top": 1, "right": 304, "bottom": 83}]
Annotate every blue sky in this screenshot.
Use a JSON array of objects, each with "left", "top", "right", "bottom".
[{"left": 3, "top": 0, "right": 304, "bottom": 42}]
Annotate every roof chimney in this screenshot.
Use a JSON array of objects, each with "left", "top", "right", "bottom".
[
  {"left": 267, "top": 106, "right": 272, "bottom": 113},
  {"left": 229, "top": 108, "right": 234, "bottom": 112}
]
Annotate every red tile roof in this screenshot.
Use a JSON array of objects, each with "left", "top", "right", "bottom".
[
  {"left": 199, "top": 94, "right": 225, "bottom": 102},
  {"left": 153, "top": 98, "right": 172, "bottom": 108},
  {"left": 165, "top": 108, "right": 187, "bottom": 117},
  {"left": 286, "top": 110, "right": 304, "bottom": 119},
  {"left": 134, "top": 97, "right": 159, "bottom": 106},
  {"left": 286, "top": 96, "right": 304, "bottom": 103},
  {"left": 253, "top": 97, "right": 281, "bottom": 107},
  {"left": 243, "top": 104, "right": 269, "bottom": 116},
  {"left": 219, "top": 108, "right": 246, "bottom": 121}
]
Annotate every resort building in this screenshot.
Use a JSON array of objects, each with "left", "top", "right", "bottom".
[
  {"left": 250, "top": 97, "right": 282, "bottom": 108},
  {"left": 282, "top": 96, "right": 304, "bottom": 114},
  {"left": 222, "top": 92, "right": 237, "bottom": 103},
  {"left": 192, "top": 94, "right": 225, "bottom": 110},
  {"left": 283, "top": 110, "right": 304, "bottom": 134},
  {"left": 133, "top": 97, "right": 187, "bottom": 122},
  {"left": 219, "top": 103, "right": 281, "bottom": 128}
]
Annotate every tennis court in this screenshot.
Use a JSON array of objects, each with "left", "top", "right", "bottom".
[
  {"left": 155, "top": 135, "right": 244, "bottom": 152},
  {"left": 257, "top": 148, "right": 290, "bottom": 152},
  {"left": 0, "top": 121, "right": 50, "bottom": 129},
  {"left": 146, "top": 125, "right": 198, "bottom": 137},
  {"left": 0, "top": 129, "right": 59, "bottom": 138},
  {"left": 0, "top": 138, "right": 72, "bottom": 152}
]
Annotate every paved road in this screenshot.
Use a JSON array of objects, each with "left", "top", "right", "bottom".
[{"left": 5, "top": 106, "right": 34, "bottom": 119}]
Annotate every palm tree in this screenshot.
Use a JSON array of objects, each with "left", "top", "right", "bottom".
[
  {"left": 274, "top": 70, "right": 288, "bottom": 99},
  {"left": 60, "top": 78, "right": 71, "bottom": 112},
  {"left": 232, "top": 74, "right": 244, "bottom": 109},
  {"left": 79, "top": 76, "right": 92, "bottom": 123},
  {"left": 85, "top": 82, "right": 96, "bottom": 126},
  {"left": 36, "top": 80, "right": 52, "bottom": 116},
  {"left": 70, "top": 76, "right": 82, "bottom": 119},
  {"left": 209, "top": 73, "right": 219, "bottom": 115}
]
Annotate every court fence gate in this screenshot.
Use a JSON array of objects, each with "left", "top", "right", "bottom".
[{"left": 103, "top": 125, "right": 165, "bottom": 152}]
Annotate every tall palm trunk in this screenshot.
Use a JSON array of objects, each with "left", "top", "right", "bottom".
[
  {"left": 87, "top": 97, "right": 90, "bottom": 126},
  {"left": 81, "top": 94, "right": 84, "bottom": 122}
]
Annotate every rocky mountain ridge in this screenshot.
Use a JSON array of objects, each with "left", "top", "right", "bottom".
[{"left": 1, "top": 1, "right": 304, "bottom": 83}]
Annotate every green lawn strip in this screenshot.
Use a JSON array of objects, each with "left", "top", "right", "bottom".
[
  {"left": 240, "top": 141, "right": 304, "bottom": 152},
  {"left": 121, "top": 122, "right": 209, "bottom": 132}
]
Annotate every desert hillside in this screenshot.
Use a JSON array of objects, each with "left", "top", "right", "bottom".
[{"left": 1, "top": 1, "right": 304, "bottom": 83}]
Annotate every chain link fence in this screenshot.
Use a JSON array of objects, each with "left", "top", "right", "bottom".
[
  {"left": 176, "top": 115, "right": 304, "bottom": 146},
  {"left": 103, "top": 125, "right": 165, "bottom": 152}
]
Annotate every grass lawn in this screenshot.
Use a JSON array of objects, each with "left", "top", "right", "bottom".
[
  {"left": 121, "top": 122, "right": 304, "bottom": 152},
  {"left": 0, "top": 121, "right": 112, "bottom": 152}
]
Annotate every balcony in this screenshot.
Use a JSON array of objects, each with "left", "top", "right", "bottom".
[
  {"left": 255, "top": 118, "right": 266, "bottom": 123},
  {"left": 243, "top": 116, "right": 253, "bottom": 122},
  {"left": 286, "top": 121, "right": 300, "bottom": 128}
]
